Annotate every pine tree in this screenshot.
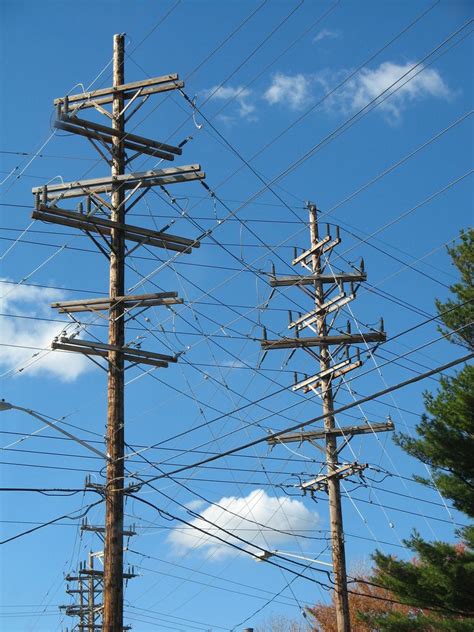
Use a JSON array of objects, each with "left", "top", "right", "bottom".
[
  {"left": 364, "top": 229, "right": 474, "bottom": 630},
  {"left": 394, "top": 228, "right": 474, "bottom": 518}
]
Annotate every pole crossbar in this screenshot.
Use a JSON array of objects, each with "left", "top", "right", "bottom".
[
  {"left": 33, "top": 206, "right": 200, "bottom": 253},
  {"left": 269, "top": 272, "right": 367, "bottom": 286},
  {"left": 32, "top": 164, "right": 204, "bottom": 200},
  {"left": 54, "top": 73, "right": 183, "bottom": 106},
  {"left": 52, "top": 337, "right": 175, "bottom": 368},
  {"left": 261, "top": 332, "right": 386, "bottom": 350},
  {"left": 51, "top": 292, "right": 182, "bottom": 313},
  {"left": 267, "top": 420, "right": 395, "bottom": 445}
]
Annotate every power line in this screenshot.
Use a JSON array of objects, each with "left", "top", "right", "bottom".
[
  {"left": 0, "top": 499, "right": 103, "bottom": 546},
  {"left": 140, "top": 351, "right": 473, "bottom": 484}
]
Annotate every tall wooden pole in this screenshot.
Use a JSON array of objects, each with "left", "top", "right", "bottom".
[
  {"left": 103, "top": 33, "right": 126, "bottom": 632},
  {"left": 309, "top": 203, "right": 351, "bottom": 632},
  {"left": 35, "top": 35, "right": 205, "bottom": 632}
]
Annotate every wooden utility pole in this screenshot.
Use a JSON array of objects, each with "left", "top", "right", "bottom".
[
  {"left": 103, "top": 32, "right": 126, "bottom": 631},
  {"left": 309, "top": 204, "right": 350, "bottom": 630},
  {"left": 261, "top": 202, "right": 392, "bottom": 632},
  {"left": 33, "top": 34, "right": 205, "bottom": 632},
  {"left": 61, "top": 516, "right": 137, "bottom": 632}
]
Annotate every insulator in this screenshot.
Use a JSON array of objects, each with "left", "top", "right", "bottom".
[
  {"left": 360, "top": 257, "right": 365, "bottom": 273},
  {"left": 346, "top": 320, "right": 351, "bottom": 334},
  {"left": 77, "top": 202, "right": 83, "bottom": 214},
  {"left": 336, "top": 225, "right": 340, "bottom": 239},
  {"left": 42, "top": 185, "right": 47, "bottom": 204},
  {"left": 262, "top": 326, "right": 267, "bottom": 341},
  {"left": 271, "top": 262, "right": 276, "bottom": 277},
  {"left": 288, "top": 310, "right": 292, "bottom": 324},
  {"left": 293, "top": 246, "right": 298, "bottom": 260}
]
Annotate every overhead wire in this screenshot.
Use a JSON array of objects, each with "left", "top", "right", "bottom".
[
  {"left": 136, "top": 350, "right": 473, "bottom": 484},
  {"left": 1, "top": 8, "right": 470, "bottom": 624}
]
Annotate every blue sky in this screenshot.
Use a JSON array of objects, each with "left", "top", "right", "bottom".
[{"left": 0, "top": 0, "right": 473, "bottom": 630}]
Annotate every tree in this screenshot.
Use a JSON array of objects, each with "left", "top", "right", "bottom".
[
  {"left": 256, "top": 613, "right": 310, "bottom": 632},
  {"left": 395, "top": 365, "right": 474, "bottom": 518},
  {"left": 367, "top": 533, "right": 474, "bottom": 631},
  {"left": 394, "top": 227, "right": 474, "bottom": 518},
  {"left": 435, "top": 228, "right": 474, "bottom": 350},
  {"left": 306, "top": 573, "right": 413, "bottom": 631},
  {"left": 364, "top": 229, "right": 474, "bottom": 630}
]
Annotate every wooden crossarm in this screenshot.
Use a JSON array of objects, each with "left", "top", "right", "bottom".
[
  {"left": 54, "top": 73, "right": 184, "bottom": 106},
  {"left": 261, "top": 332, "right": 386, "bottom": 350}
]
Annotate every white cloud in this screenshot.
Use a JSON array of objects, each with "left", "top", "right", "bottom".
[
  {"left": 168, "top": 489, "right": 319, "bottom": 559},
  {"left": 184, "top": 499, "right": 206, "bottom": 512},
  {"left": 319, "top": 61, "right": 451, "bottom": 122},
  {"left": 264, "top": 73, "right": 312, "bottom": 110},
  {"left": 313, "top": 28, "right": 340, "bottom": 43},
  {"left": 0, "top": 280, "right": 91, "bottom": 381},
  {"left": 204, "top": 85, "right": 256, "bottom": 120}
]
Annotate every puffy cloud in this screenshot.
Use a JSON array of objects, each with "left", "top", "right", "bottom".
[
  {"left": 204, "top": 85, "right": 256, "bottom": 120},
  {"left": 168, "top": 489, "right": 319, "bottom": 559},
  {"left": 0, "top": 279, "right": 91, "bottom": 381},
  {"left": 264, "top": 73, "right": 312, "bottom": 110},
  {"left": 319, "top": 61, "right": 451, "bottom": 122}
]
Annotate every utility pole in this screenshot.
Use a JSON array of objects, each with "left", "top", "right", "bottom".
[
  {"left": 33, "top": 34, "right": 205, "bottom": 632},
  {"left": 310, "top": 203, "right": 350, "bottom": 630},
  {"left": 61, "top": 514, "right": 137, "bottom": 632},
  {"left": 261, "top": 202, "right": 392, "bottom": 632},
  {"left": 104, "top": 32, "right": 126, "bottom": 631}
]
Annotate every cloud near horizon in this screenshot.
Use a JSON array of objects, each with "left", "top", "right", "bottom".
[
  {"left": 0, "top": 279, "right": 91, "bottom": 381},
  {"left": 168, "top": 489, "right": 319, "bottom": 559}
]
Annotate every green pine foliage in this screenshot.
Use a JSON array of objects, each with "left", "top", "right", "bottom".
[
  {"left": 395, "top": 365, "right": 474, "bottom": 518},
  {"left": 364, "top": 230, "right": 474, "bottom": 630},
  {"left": 435, "top": 228, "right": 474, "bottom": 351},
  {"left": 369, "top": 532, "right": 474, "bottom": 625},
  {"left": 394, "top": 227, "right": 474, "bottom": 521}
]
